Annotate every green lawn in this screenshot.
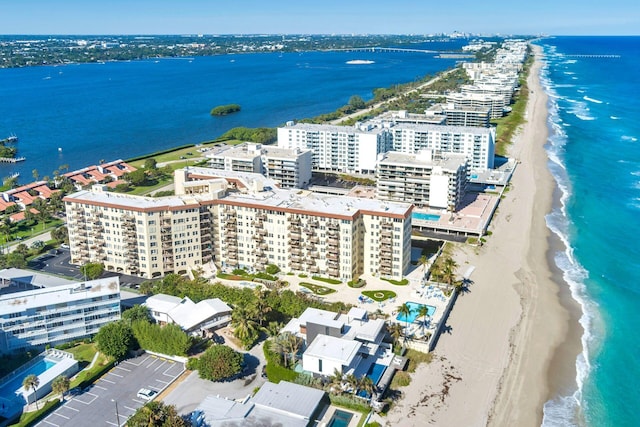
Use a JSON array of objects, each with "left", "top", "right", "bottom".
[
  {"left": 311, "top": 275, "right": 342, "bottom": 285},
  {"left": 362, "top": 290, "right": 397, "bottom": 302},
  {"left": 65, "top": 343, "right": 98, "bottom": 363},
  {"left": 381, "top": 277, "right": 409, "bottom": 286},
  {"left": 128, "top": 140, "right": 245, "bottom": 169},
  {"left": 299, "top": 282, "right": 336, "bottom": 296}
]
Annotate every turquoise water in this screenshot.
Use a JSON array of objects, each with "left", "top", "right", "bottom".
[
  {"left": 0, "top": 358, "right": 57, "bottom": 400},
  {"left": 328, "top": 409, "right": 353, "bottom": 427},
  {"left": 396, "top": 302, "right": 436, "bottom": 323},
  {"left": 412, "top": 212, "right": 441, "bottom": 222},
  {"left": 0, "top": 43, "right": 463, "bottom": 183},
  {"left": 538, "top": 36, "right": 640, "bottom": 426}
]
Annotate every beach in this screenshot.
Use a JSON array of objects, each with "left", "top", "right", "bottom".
[{"left": 381, "top": 45, "right": 582, "bottom": 426}]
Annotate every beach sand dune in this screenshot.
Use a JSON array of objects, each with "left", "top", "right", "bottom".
[{"left": 380, "top": 45, "right": 581, "bottom": 427}]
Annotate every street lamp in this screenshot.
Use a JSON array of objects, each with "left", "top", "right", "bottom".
[{"left": 111, "top": 399, "right": 120, "bottom": 427}]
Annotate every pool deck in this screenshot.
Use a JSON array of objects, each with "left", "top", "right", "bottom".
[{"left": 317, "top": 406, "right": 363, "bottom": 427}]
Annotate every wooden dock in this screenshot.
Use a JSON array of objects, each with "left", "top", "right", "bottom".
[{"left": 0, "top": 157, "right": 26, "bottom": 163}]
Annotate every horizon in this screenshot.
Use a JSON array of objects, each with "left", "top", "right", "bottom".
[{"left": 2, "top": 0, "right": 639, "bottom": 36}]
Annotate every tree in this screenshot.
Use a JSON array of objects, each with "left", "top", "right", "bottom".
[
  {"left": 231, "top": 306, "right": 259, "bottom": 348},
  {"left": 22, "top": 374, "right": 40, "bottom": 410},
  {"left": 122, "top": 305, "right": 152, "bottom": 324},
  {"left": 32, "top": 169, "right": 39, "bottom": 181},
  {"left": 357, "top": 375, "right": 376, "bottom": 399},
  {"left": 418, "top": 254, "right": 429, "bottom": 277},
  {"left": 51, "top": 226, "right": 69, "bottom": 244},
  {"left": 252, "top": 287, "right": 272, "bottom": 327},
  {"left": 417, "top": 304, "right": 430, "bottom": 336},
  {"left": 197, "top": 344, "right": 244, "bottom": 381},
  {"left": 81, "top": 262, "right": 104, "bottom": 280},
  {"left": 271, "top": 331, "right": 303, "bottom": 368},
  {"left": 348, "top": 95, "right": 366, "bottom": 110},
  {"left": 327, "top": 368, "right": 345, "bottom": 395},
  {"left": 265, "top": 321, "right": 283, "bottom": 337},
  {"left": 387, "top": 322, "right": 403, "bottom": 348},
  {"left": 6, "top": 252, "right": 27, "bottom": 268},
  {"left": 51, "top": 375, "right": 70, "bottom": 401},
  {"left": 124, "top": 169, "right": 148, "bottom": 186},
  {"left": 128, "top": 401, "right": 187, "bottom": 427},
  {"left": 397, "top": 303, "right": 412, "bottom": 341},
  {"left": 144, "top": 158, "right": 158, "bottom": 171},
  {"left": 440, "top": 257, "right": 458, "bottom": 289},
  {"left": 95, "top": 320, "right": 135, "bottom": 360}
]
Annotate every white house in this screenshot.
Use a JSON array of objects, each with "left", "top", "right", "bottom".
[{"left": 144, "top": 294, "right": 232, "bottom": 336}]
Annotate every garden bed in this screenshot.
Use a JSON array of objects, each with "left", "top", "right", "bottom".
[
  {"left": 362, "top": 290, "right": 397, "bottom": 302},
  {"left": 299, "top": 282, "right": 336, "bottom": 296}
]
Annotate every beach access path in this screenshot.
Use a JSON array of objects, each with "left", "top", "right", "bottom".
[{"left": 378, "top": 45, "right": 578, "bottom": 427}]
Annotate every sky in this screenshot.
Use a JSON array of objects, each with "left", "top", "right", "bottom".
[{"left": 1, "top": 0, "right": 639, "bottom": 36}]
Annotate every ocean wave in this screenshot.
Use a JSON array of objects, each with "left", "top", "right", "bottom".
[
  {"left": 540, "top": 53, "right": 599, "bottom": 427},
  {"left": 621, "top": 135, "right": 637, "bottom": 142},
  {"left": 610, "top": 116, "right": 620, "bottom": 120},
  {"left": 583, "top": 96, "right": 603, "bottom": 104},
  {"left": 564, "top": 71, "right": 576, "bottom": 75}
]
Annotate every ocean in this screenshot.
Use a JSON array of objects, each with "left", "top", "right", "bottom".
[
  {"left": 538, "top": 36, "right": 640, "bottom": 426},
  {"left": 0, "top": 40, "right": 463, "bottom": 182}
]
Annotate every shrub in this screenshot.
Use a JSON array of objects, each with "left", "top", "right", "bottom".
[
  {"left": 265, "top": 264, "right": 280, "bottom": 275},
  {"left": 197, "top": 345, "right": 244, "bottom": 381},
  {"left": 347, "top": 278, "right": 366, "bottom": 288},
  {"left": 131, "top": 320, "right": 192, "bottom": 356},
  {"left": 186, "top": 357, "right": 199, "bottom": 371}
]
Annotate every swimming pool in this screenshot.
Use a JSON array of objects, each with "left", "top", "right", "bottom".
[
  {"left": 395, "top": 302, "right": 436, "bottom": 323},
  {"left": 412, "top": 212, "right": 441, "bottom": 222},
  {"left": 327, "top": 409, "right": 354, "bottom": 427},
  {"left": 367, "top": 363, "right": 386, "bottom": 385},
  {"left": 0, "top": 358, "right": 56, "bottom": 400}
]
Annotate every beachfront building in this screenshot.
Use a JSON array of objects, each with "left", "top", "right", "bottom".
[
  {"left": 191, "top": 381, "right": 328, "bottom": 427},
  {"left": 446, "top": 91, "right": 507, "bottom": 119},
  {"left": 64, "top": 168, "right": 413, "bottom": 281},
  {"left": 277, "top": 121, "right": 391, "bottom": 174},
  {"left": 144, "top": 293, "right": 232, "bottom": 336},
  {"left": 206, "top": 142, "right": 313, "bottom": 189},
  {"left": 0, "top": 275, "right": 121, "bottom": 354},
  {"left": 388, "top": 123, "right": 495, "bottom": 172},
  {"left": 282, "top": 307, "right": 394, "bottom": 391},
  {"left": 426, "top": 103, "right": 491, "bottom": 128},
  {"left": 376, "top": 150, "right": 468, "bottom": 211}
]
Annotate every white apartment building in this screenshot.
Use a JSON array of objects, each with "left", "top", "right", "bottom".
[
  {"left": 461, "top": 83, "right": 514, "bottom": 106},
  {"left": 64, "top": 169, "right": 413, "bottom": 281},
  {"left": 389, "top": 123, "right": 495, "bottom": 171},
  {"left": 376, "top": 150, "right": 468, "bottom": 211},
  {"left": 206, "top": 142, "right": 312, "bottom": 189},
  {"left": 277, "top": 121, "right": 391, "bottom": 174},
  {"left": 446, "top": 92, "right": 507, "bottom": 119},
  {"left": 427, "top": 104, "right": 491, "bottom": 127},
  {"left": 0, "top": 276, "right": 121, "bottom": 354}
]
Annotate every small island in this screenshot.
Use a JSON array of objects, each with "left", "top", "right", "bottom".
[{"left": 210, "top": 104, "right": 241, "bottom": 116}]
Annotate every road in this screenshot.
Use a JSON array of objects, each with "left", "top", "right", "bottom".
[{"left": 330, "top": 68, "right": 458, "bottom": 125}]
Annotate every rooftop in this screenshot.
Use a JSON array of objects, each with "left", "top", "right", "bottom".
[
  {"left": 304, "top": 334, "right": 361, "bottom": 366},
  {"left": 378, "top": 150, "right": 468, "bottom": 171}
]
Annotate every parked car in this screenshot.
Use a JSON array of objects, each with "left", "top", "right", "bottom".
[{"left": 136, "top": 388, "right": 158, "bottom": 401}]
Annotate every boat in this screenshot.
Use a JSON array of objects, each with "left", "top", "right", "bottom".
[{"left": 0, "top": 135, "right": 18, "bottom": 144}]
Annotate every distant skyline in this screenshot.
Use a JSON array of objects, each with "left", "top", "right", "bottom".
[{"left": 2, "top": 0, "right": 638, "bottom": 36}]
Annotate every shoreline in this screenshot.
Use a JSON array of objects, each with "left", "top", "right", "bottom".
[{"left": 380, "top": 45, "right": 583, "bottom": 426}]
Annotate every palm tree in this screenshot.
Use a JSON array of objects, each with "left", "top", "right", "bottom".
[
  {"left": 345, "top": 373, "right": 358, "bottom": 394},
  {"left": 231, "top": 306, "right": 258, "bottom": 345},
  {"left": 440, "top": 257, "right": 459, "bottom": 290},
  {"left": 252, "top": 287, "right": 272, "bottom": 327},
  {"left": 358, "top": 375, "right": 376, "bottom": 399},
  {"left": 387, "top": 322, "right": 403, "bottom": 348},
  {"left": 418, "top": 254, "right": 429, "bottom": 278},
  {"left": 51, "top": 375, "right": 70, "bottom": 401},
  {"left": 397, "top": 303, "right": 412, "bottom": 341},
  {"left": 22, "top": 374, "right": 39, "bottom": 410},
  {"left": 417, "top": 304, "right": 430, "bottom": 336},
  {"left": 327, "top": 368, "right": 344, "bottom": 395}
]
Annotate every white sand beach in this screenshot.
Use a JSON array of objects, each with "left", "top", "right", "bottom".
[{"left": 380, "top": 45, "right": 581, "bottom": 426}]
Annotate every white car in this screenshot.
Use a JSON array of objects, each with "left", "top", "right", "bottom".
[{"left": 136, "top": 388, "right": 158, "bottom": 401}]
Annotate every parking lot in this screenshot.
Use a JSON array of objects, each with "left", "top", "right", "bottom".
[{"left": 37, "top": 353, "right": 184, "bottom": 427}]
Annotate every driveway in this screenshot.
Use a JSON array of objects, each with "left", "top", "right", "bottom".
[{"left": 163, "top": 341, "right": 267, "bottom": 416}]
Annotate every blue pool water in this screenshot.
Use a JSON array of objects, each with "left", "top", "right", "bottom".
[
  {"left": 0, "top": 358, "right": 57, "bottom": 400},
  {"left": 412, "top": 212, "right": 441, "bottom": 222},
  {"left": 396, "top": 302, "right": 436, "bottom": 323},
  {"left": 327, "top": 409, "right": 353, "bottom": 427},
  {"left": 367, "top": 363, "right": 386, "bottom": 385}
]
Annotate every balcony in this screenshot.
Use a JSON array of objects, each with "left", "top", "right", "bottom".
[
  {"left": 290, "top": 261, "right": 301, "bottom": 270},
  {"left": 256, "top": 228, "right": 267, "bottom": 236},
  {"left": 327, "top": 253, "right": 339, "bottom": 261},
  {"left": 328, "top": 268, "right": 340, "bottom": 277}
]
